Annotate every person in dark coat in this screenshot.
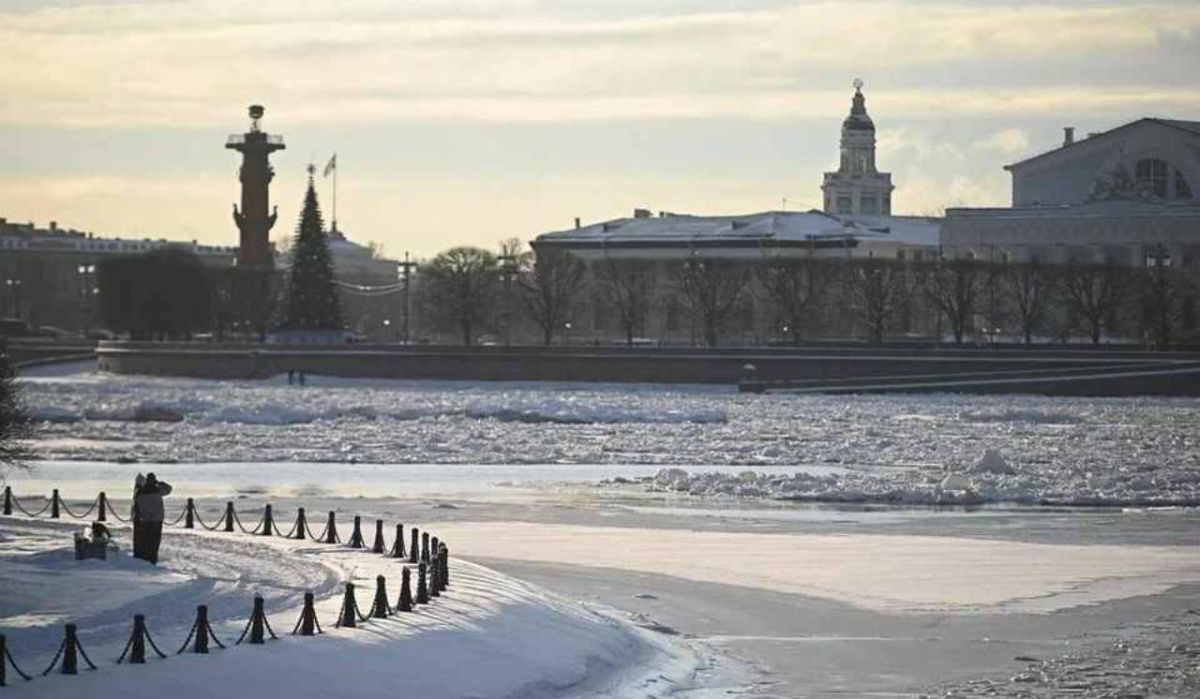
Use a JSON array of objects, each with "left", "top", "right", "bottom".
[{"left": 132, "top": 473, "right": 173, "bottom": 564}]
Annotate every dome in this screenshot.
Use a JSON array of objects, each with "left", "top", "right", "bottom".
[{"left": 842, "top": 85, "right": 874, "bottom": 131}]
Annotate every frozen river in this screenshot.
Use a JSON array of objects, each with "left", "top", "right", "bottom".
[
  {"left": 16, "top": 362, "right": 1200, "bottom": 506},
  {"left": 8, "top": 362, "right": 1200, "bottom": 697}
]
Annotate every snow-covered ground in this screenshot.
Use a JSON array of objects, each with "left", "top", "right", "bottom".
[
  {"left": 0, "top": 516, "right": 702, "bottom": 698},
  {"left": 17, "top": 364, "right": 1200, "bottom": 506}
]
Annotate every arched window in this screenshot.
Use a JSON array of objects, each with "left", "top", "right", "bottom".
[
  {"left": 1136, "top": 158, "right": 1168, "bottom": 198},
  {"left": 1136, "top": 158, "right": 1194, "bottom": 200}
]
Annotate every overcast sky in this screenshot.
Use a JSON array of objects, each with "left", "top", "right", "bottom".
[{"left": 1, "top": 0, "right": 1196, "bottom": 257}]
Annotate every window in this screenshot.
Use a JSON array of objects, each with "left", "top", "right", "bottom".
[
  {"left": 1136, "top": 158, "right": 1168, "bottom": 198},
  {"left": 860, "top": 196, "right": 878, "bottom": 215},
  {"left": 882, "top": 194, "right": 891, "bottom": 215},
  {"left": 836, "top": 195, "right": 853, "bottom": 213}
]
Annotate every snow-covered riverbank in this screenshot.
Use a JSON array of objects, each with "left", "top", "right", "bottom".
[{"left": 0, "top": 516, "right": 704, "bottom": 699}]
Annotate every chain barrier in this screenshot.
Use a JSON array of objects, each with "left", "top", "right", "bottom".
[
  {"left": 2, "top": 485, "right": 460, "bottom": 686},
  {"left": 166, "top": 507, "right": 188, "bottom": 527},
  {"left": 102, "top": 493, "right": 131, "bottom": 523},
  {"left": 1, "top": 634, "right": 32, "bottom": 686},
  {"left": 9, "top": 497, "right": 52, "bottom": 518},
  {"left": 58, "top": 494, "right": 100, "bottom": 520}
]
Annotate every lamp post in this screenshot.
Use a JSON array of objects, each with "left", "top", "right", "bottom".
[
  {"left": 497, "top": 253, "right": 519, "bottom": 346},
  {"left": 4, "top": 278, "right": 21, "bottom": 320},
  {"left": 397, "top": 253, "right": 417, "bottom": 345},
  {"left": 77, "top": 263, "right": 96, "bottom": 335}
]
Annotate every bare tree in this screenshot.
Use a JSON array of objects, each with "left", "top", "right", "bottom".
[
  {"left": 1059, "top": 260, "right": 1132, "bottom": 345},
  {"left": 844, "top": 257, "right": 913, "bottom": 345},
  {"left": 1001, "top": 261, "right": 1056, "bottom": 346},
  {"left": 675, "top": 256, "right": 750, "bottom": 347},
  {"left": 757, "top": 257, "right": 834, "bottom": 344},
  {"left": 596, "top": 257, "right": 655, "bottom": 346},
  {"left": 921, "top": 258, "right": 988, "bottom": 344},
  {"left": 1136, "top": 262, "right": 1192, "bottom": 349},
  {"left": 424, "top": 246, "right": 498, "bottom": 345},
  {"left": 520, "top": 245, "right": 586, "bottom": 345}
]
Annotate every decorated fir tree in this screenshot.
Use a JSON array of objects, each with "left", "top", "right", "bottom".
[{"left": 282, "top": 167, "right": 342, "bottom": 331}]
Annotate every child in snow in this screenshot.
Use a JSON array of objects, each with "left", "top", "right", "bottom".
[{"left": 131, "top": 473, "right": 173, "bottom": 564}]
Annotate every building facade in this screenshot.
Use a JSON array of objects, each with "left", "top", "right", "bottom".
[
  {"left": 944, "top": 117, "right": 1200, "bottom": 268},
  {"left": 0, "top": 218, "right": 236, "bottom": 334},
  {"left": 821, "top": 80, "right": 894, "bottom": 216}
]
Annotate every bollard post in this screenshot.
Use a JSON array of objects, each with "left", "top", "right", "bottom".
[
  {"left": 409, "top": 527, "right": 419, "bottom": 563},
  {"left": 193, "top": 606, "right": 210, "bottom": 653},
  {"left": 324, "top": 512, "right": 339, "bottom": 544},
  {"left": 260, "top": 504, "right": 274, "bottom": 536},
  {"left": 421, "top": 531, "right": 430, "bottom": 564},
  {"left": 129, "top": 615, "right": 147, "bottom": 663},
  {"left": 0, "top": 633, "right": 6, "bottom": 686},
  {"left": 294, "top": 507, "right": 307, "bottom": 540},
  {"left": 51, "top": 489, "right": 61, "bottom": 519},
  {"left": 117, "top": 614, "right": 166, "bottom": 664},
  {"left": 416, "top": 562, "right": 430, "bottom": 605},
  {"left": 389, "top": 523, "right": 405, "bottom": 558},
  {"left": 397, "top": 568, "right": 414, "bottom": 612},
  {"left": 370, "top": 575, "right": 391, "bottom": 618},
  {"left": 292, "top": 592, "right": 322, "bottom": 636},
  {"left": 429, "top": 553, "right": 441, "bottom": 598},
  {"left": 224, "top": 502, "right": 236, "bottom": 533},
  {"left": 336, "top": 582, "right": 361, "bottom": 628},
  {"left": 97, "top": 492, "right": 106, "bottom": 522},
  {"left": 236, "top": 596, "right": 275, "bottom": 645},
  {"left": 371, "top": 519, "right": 385, "bottom": 554},
  {"left": 3, "top": 486, "right": 11, "bottom": 516},
  {"left": 430, "top": 536, "right": 439, "bottom": 566},
  {"left": 347, "top": 515, "right": 365, "bottom": 549},
  {"left": 184, "top": 498, "right": 195, "bottom": 529},
  {"left": 440, "top": 544, "right": 450, "bottom": 589}
]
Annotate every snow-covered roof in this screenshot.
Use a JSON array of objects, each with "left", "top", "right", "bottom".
[{"left": 536, "top": 210, "right": 941, "bottom": 249}]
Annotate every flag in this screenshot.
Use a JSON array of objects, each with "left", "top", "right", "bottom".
[{"left": 323, "top": 153, "right": 337, "bottom": 178}]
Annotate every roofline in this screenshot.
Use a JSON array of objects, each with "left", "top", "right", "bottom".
[
  {"left": 534, "top": 238, "right": 863, "bottom": 251},
  {"left": 1003, "top": 118, "right": 1199, "bottom": 172}
]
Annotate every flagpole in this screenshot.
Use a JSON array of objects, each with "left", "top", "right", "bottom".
[{"left": 332, "top": 158, "right": 338, "bottom": 233}]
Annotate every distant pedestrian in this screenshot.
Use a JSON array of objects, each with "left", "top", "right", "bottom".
[{"left": 131, "top": 473, "right": 173, "bottom": 564}]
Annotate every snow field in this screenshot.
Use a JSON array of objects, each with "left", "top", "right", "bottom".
[
  {"left": 429, "top": 521, "right": 1200, "bottom": 614},
  {"left": 0, "top": 516, "right": 699, "bottom": 698}
]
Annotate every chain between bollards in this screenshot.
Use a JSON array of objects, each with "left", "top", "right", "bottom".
[{"left": 0, "top": 634, "right": 32, "bottom": 685}]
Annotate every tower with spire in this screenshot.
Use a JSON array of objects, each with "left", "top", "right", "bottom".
[{"left": 821, "top": 79, "right": 894, "bottom": 216}]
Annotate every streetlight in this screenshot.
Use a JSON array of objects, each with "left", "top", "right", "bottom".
[
  {"left": 497, "top": 253, "right": 519, "bottom": 346},
  {"left": 77, "top": 263, "right": 96, "bottom": 334},
  {"left": 4, "top": 278, "right": 21, "bottom": 319},
  {"left": 397, "top": 253, "right": 417, "bottom": 344}
]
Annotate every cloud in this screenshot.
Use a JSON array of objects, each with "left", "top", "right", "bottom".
[
  {"left": 0, "top": 1, "right": 1197, "bottom": 127},
  {"left": 971, "top": 128, "right": 1030, "bottom": 155}
]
